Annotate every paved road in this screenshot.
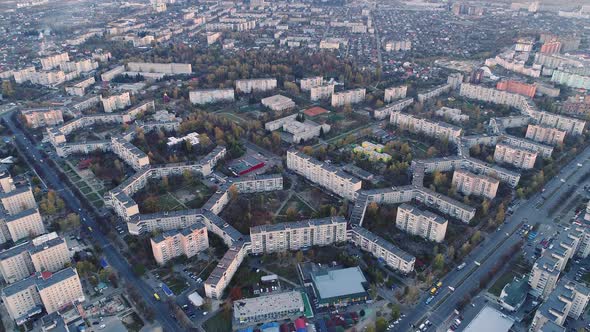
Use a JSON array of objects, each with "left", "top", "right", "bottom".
[
  {"left": 400, "top": 146, "right": 590, "bottom": 331},
  {"left": 2, "top": 114, "right": 183, "bottom": 332}
]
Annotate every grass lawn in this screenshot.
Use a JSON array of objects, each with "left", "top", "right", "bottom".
[
  {"left": 277, "top": 195, "right": 314, "bottom": 220},
  {"left": 264, "top": 262, "right": 299, "bottom": 283},
  {"left": 80, "top": 186, "right": 92, "bottom": 194},
  {"left": 489, "top": 271, "right": 517, "bottom": 297},
  {"left": 203, "top": 309, "right": 232, "bottom": 332},
  {"left": 583, "top": 272, "right": 590, "bottom": 284},
  {"left": 166, "top": 276, "right": 188, "bottom": 294},
  {"left": 86, "top": 193, "right": 101, "bottom": 201}
]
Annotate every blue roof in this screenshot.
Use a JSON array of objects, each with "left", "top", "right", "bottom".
[
  {"left": 100, "top": 257, "right": 108, "bottom": 268},
  {"left": 161, "top": 283, "right": 173, "bottom": 296}
]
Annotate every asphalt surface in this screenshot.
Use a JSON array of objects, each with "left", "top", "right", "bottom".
[
  {"left": 2, "top": 114, "right": 183, "bottom": 332},
  {"left": 400, "top": 145, "right": 590, "bottom": 331}
]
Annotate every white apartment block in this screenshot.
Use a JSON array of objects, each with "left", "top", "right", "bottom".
[
  {"left": 12, "top": 67, "right": 36, "bottom": 84},
  {"left": 40, "top": 53, "right": 69, "bottom": 70},
  {"left": 348, "top": 226, "right": 415, "bottom": 273},
  {"left": 434, "top": 107, "right": 469, "bottom": 123},
  {"left": 526, "top": 124, "right": 567, "bottom": 145},
  {"left": 331, "top": 88, "right": 366, "bottom": 107},
  {"left": 390, "top": 111, "right": 462, "bottom": 144},
  {"left": 501, "top": 135, "right": 554, "bottom": 159},
  {"left": 451, "top": 169, "right": 499, "bottom": 199},
  {"left": 204, "top": 242, "right": 247, "bottom": 299},
  {"left": 0, "top": 186, "right": 36, "bottom": 216},
  {"left": 261, "top": 95, "right": 296, "bottom": 111},
  {"left": 300, "top": 76, "right": 323, "bottom": 91},
  {"left": 2, "top": 268, "right": 84, "bottom": 325},
  {"left": 384, "top": 85, "right": 408, "bottom": 103},
  {"left": 235, "top": 78, "right": 277, "bottom": 93},
  {"left": 493, "top": 142, "right": 537, "bottom": 169},
  {"left": 249, "top": 217, "right": 347, "bottom": 254},
  {"left": 110, "top": 136, "right": 150, "bottom": 170},
  {"left": 384, "top": 40, "right": 411, "bottom": 52},
  {"left": 530, "top": 111, "right": 586, "bottom": 136},
  {"left": 126, "top": 62, "right": 192, "bottom": 74},
  {"left": 150, "top": 222, "right": 209, "bottom": 265},
  {"left": 189, "top": 89, "right": 235, "bottom": 104},
  {"left": 30, "top": 71, "right": 67, "bottom": 87},
  {"left": 101, "top": 65, "right": 125, "bottom": 82},
  {"left": 60, "top": 59, "right": 98, "bottom": 74},
  {"left": 21, "top": 108, "right": 64, "bottom": 129},
  {"left": 551, "top": 69, "right": 590, "bottom": 90},
  {"left": 396, "top": 203, "right": 448, "bottom": 242},
  {"left": 417, "top": 84, "right": 451, "bottom": 103},
  {"left": 0, "top": 232, "right": 70, "bottom": 284},
  {"left": 232, "top": 174, "right": 283, "bottom": 193},
  {"left": 101, "top": 92, "right": 131, "bottom": 112},
  {"left": 2, "top": 209, "right": 46, "bottom": 243},
  {"left": 287, "top": 150, "right": 362, "bottom": 201},
  {"left": 310, "top": 84, "right": 335, "bottom": 101},
  {"left": 65, "top": 77, "right": 95, "bottom": 97},
  {"left": 531, "top": 279, "right": 590, "bottom": 332},
  {"left": 373, "top": 98, "right": 414, "bottom": 120}
]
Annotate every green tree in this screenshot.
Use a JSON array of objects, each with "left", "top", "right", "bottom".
[
  {"left": 375, "top": 317, "right": 388, "bottom": 332},
  {"left": 495, "top": 203, "right": 506, "bottom": 225},
  {"left": 433, "top": 253, "right": 445, "bottom": 271},
  {"left": 1, "top": 80, "right": 14, "bottom": 97},
  {"left": 391, "top": 304, "right": 401, "bottom": 320}
]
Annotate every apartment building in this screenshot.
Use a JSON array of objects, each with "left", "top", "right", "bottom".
[
  {"left": 310, "top": 84, "right": 335, "bottom": 101},
  {"left": 60, "top": 59, "right": 98, "bottom": 74},
  {"left": 21, "top": 108, "right": 64, "bottom": 129},
  {"left": 300, "top": 76, "right": 323, "bottom": 91},
  {"left": 501, "top": 135, "right": 554, "bottom": 158},
  {"left": 493, "top": 142, "right": 538, "bottom": 169},
  {"left": 235, "top": 78, "right": 277, "bottom": 93},
  {"left": 286, "top": 150, "right": 362, "bottom": 201},
  {"left": 0, "top": 186, "right": 36, "bottom": 215},
  {"left": 101, "top": 65, "right": 125, "bottom": 82},
  {"left": 65, "top": 77, "right": 96, "bottom": 97},
  {"left": 0, "top": 232, "right": 70, "bottom": 284},
  {"left": 373, "top": 98, "right": 414, "bottom": 120},
  {"left": 204, "top": 242, "right": 247, "bottom": 299},
  {"left": 126, "top": 62, "right": 192, "bottom": 74},
  {"left": 496, "top": 80, "right": 537, "bottom": 98},
  {"left": 390, "top": 112, "right": 462, "bottom": 144},
  {"left": 249, "top": 217, "right": 347, "bottom": 254},
  {"left": 530, "top": 111, "right": 586, "bottom": 136},
  {"left": 189, "top": 89, "right": 235, "bottom": 104},
  {"left": 384, "top": 40, "right": 411, "bottom": 52},
  {"left": 232, "top": 174, "right": 283, "bottom": 193},
  {"left": 451, "top": 169, "right": 499, "bottom": 199},
  {"left": 151, "top": 222, "right": 209, "bottom": 265},
  {"left": 531, "top": 279, "right": 590, "bottom": 332},
  {"left": 40, "top": 53, "right": 69, "bottom": 70},
  {"left": 414, "top": 187, "right": 476, "bottom": 223},
  {"left": 101, "top": 92, "right": 131, "bottom": 112},
  {"left": 460, "top": 83, "right": 527, "bottom": 109},
  {"left": 2, "top": 209, "right": 46, "bottom": 243},
  {"left": 463, "top": 157, "right": 521, "bottom": 188},
  {"left": 417, "top": 84, "right": 452, "bottom": 103},
  {"left": 384, "top": 85, "right": 408, "bottom": 103},
  {"left": 29, "top": 71, "right": 67, "bottom": 87},
  {"left": 348, "top": 226, "right": 415, "bottom": 273},
  {"left": 526, "top": 124, "right": 567, "bottom": 146},
  {"left": 551, "top": 69, "right": 590, "bottom": 90},
  {"left": 396, "top": 203, "right": 448, "bottom": 242},
  {"left": 331, "top": 88, "right": 366, "bottom": 107},
  {"left": 261, "top": 95, "right": 296, "bottom": 112},
  {"left": 2, "top": 268, "right": 84, "bottom": 325},
  {"left": 110, "top": 136, "right": 150, "bottom": 170}
]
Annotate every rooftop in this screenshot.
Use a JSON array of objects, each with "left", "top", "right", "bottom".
[{"left": 312, "top": 266, "right": 368, "bottom": 300}]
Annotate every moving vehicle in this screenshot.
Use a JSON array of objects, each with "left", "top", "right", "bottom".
[
  {"left": 154, "top": 293, "right": 160, "bottom": 301},
  {"left": 456, "top": 262, "right": 466, "bottom": 270}
]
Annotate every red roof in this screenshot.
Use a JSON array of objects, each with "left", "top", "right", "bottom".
[
  {"left": 304, "top": 106, "right": 329, "bottom": 117},
  {"left": 295, "top": 318, "right": 306, "bottom": 329},
  {"left": 41, "top": 271, "right": 52, "bottom": 280}
]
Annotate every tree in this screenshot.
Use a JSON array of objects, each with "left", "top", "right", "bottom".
[
  {"left": 471, "top": 231, "right": 482, "bottom": 244},
  {"left": 228, "top": 184, "right": 238, "bottom": 200},
  {"left": 495, "top": 203, "right": 506, "bottom": 225},
  {"left": 375, "top": 317, "right": 388, "bottom": 332},
  {"left": 433, "top": 253, "right": 445, "bottom": 271},
  {"left": 296, "top": 251, "right": 304, "bottom": 263},
  {"left": 1, "top": 80, "right": 14, "bottom": 97},
  {"left": 286, "top": 207, "right": 298, "bottom": 221},
  {"left": 391, "top": 304, "right": 401, "bottom": 320}
]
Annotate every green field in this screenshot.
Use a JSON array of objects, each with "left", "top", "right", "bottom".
[{"left": 203, "top": 310, "right": 232, "bottom": 332}]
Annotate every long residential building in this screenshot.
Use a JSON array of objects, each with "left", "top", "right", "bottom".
[
  {"left": 0, "top": 232, "right": 70, "bottom": 284},
  {"left": 21, "top": 108, "right": 64, "bottom": 129},
  {"left": 531, "top": 279, "right": 590, "bottom": 332},
  {"left": 286, "top": 150, "right": 362, "bottom": 201},
  {"left": 526, "top": 124, "right": 566, "bottom": 146},
  {"left": 373, "top": 98, "right": 414, "bottom": 120},
  {"left": 249, "top": 217, "right": 347, "bottom": 254},
  {"left": 496, "top": 80, "right": 537, "bottom": 98},
  {"left": 396, "top": 203, "right": 447, "bottom": 242},
  {"left": 101, "top": 92, "right": 131, "bottom": 113},
  {"left": 451, "top": 169, "right": 499, "bottom": 199},
  {"left": 126, "top": 62, "right": 192, "bottom": 74},
  {"left": 189, "top": 89, "right": 235, "bottom": 104},
  {"left": 501, "top": 135, "right": 554, "bottom": 158},
  {"left": 150, "top": 222, "right": 209, "bottom": 265},
  {"left": 204, "top": 242, "right": 247, "bottom": 299},
  {"left": 348, "top": 226, "right": 415, "bottom": 273},
  {"left": 331, "top": 88, "right": 366, "bottom": 107},
  {"left": 2, "top": 268, "right": 84, "bottom": 325},
  {"left": 384, "top": 85, "right": 408, "bottom": 103},
  {"left": 235, "top": 78, "right": 277, "bottom": 93},
  {"left": 493, "top": 142, "right": 537, "bottom": 169},
  {"left": 390, "top": 112, "right": 462, "bottom": 143},
  {"left": 110, "top": 136, "right": 150, "bottom": 170}
]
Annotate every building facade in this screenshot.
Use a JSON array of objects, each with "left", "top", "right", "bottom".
[
  {"left": 451, "top": 169, "right": 499, "bottom": 199},
  {"left": 493, "top": 142, "right": 538, "bottom": 169},
  {"left": 396, "top": 203, "right": 448, "bottom": 242}
]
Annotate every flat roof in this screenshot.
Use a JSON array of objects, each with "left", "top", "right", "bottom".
[
  {"left": 312, "top": 267, "right": 367, "bottom": 301},
  {"left": 463, "top": 306, "right": 513, "bottom": 332}
]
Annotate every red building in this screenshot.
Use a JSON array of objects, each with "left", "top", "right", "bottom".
[
  {"left": 496, "top": 80, "right": 537, "bottom": 98},
  {"left": 540, "top": 40, "right": 562, "bottom": 55}
]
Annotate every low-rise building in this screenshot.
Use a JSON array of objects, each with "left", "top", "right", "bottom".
[
  {"left": 451, "top": 169, "right": 499, "bottom": 199},
  {"left": 353, "top": 141, "right": 391, "bottom": 162},
  {"left": 311, "top": 267, "right": 368, "bottom": 307},
  {"left": 233, "top": 291, "right": 305, "bottom": 326},
  {"left": 494, "top": 142, "right": 537, "bottom": 169},
  {"left": 265, "top": 115, "right": 330, "bottom": 143},
  {"left": 434, "top": 107, "right": 469, "bottom": 123},
  {"left": 151, "top": 222, "right": 209, "bottom": 265},
  {"left": 396, "top": 203, "right": 448, "bottom": 242},
  {"left": 261, "top": 95, "right": 296, "bottom": 112}
]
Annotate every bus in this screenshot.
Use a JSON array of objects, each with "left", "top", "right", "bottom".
[{"left": 154, "top": 293, "right": 160, "bottom": 301}]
